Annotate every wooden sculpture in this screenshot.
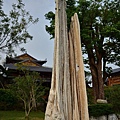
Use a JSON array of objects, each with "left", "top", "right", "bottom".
[{"left": 45, "top": 0, "right": 89, "bottom": 120}]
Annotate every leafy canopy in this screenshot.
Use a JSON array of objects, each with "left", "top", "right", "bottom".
[
  {"left": 45, "top": 0, "right": 120, "bottom": 68},
  {"left": 0, "top": 0, "right": 38, "bottom": 56}
]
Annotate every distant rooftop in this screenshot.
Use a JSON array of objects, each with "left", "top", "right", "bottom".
[
  {"left": 4, "top": 63, "right": 52, "bottom": 73},
  {"left": 4, "top": 53, "right": 52, "bottom": 73},
  {"left": 109, "top": 68, "right": 120, "bottom": 75},
  {"left": 6, "top": 53, "right": 47, "bottom": 66}
]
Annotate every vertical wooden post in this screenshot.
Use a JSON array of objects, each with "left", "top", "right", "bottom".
[
  {"left": 45, "top": 0, "right": 89, "bottom": 120},
  {"left": 69, "top": 13, "right": 89, "bottom": 120}
]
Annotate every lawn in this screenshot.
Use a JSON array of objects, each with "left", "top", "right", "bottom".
[{"left": 0, "top": 111, "right": 45, "bottom": 120}]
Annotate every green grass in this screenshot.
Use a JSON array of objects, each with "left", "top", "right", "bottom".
[{"left": 0, "top": 111, "right": 45, "bottom": 120}]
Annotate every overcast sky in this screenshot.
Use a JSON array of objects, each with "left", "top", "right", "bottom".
[
  {"left": 3, "top": 0, "right": 55, "bottom": 67},
  {"left": 2, "top": 0, "right": 119, "bottom": 69}
]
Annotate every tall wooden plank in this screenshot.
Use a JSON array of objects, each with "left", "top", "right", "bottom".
[
  {"left": 45, "top": 0, "right": 70, "bottom": 119},
  {"left": 69, "top": 13, "right": 89, "bottom": 120}
]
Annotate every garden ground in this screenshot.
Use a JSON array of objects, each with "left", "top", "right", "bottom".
[{"left": 0, "top": 111, "right": 45, "bottom": 120}]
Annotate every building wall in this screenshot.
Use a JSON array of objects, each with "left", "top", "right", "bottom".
[{"left": 108, "top": 74, "right": 120, "bottom": 86}]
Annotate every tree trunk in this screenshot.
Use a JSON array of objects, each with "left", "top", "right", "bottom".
[
  {"left": 90, "top": 65, "right": 99, "bottom": 102},
  {"left": 103, "top": 57, "right": 108, "bottom": 84},
  {"left": 32, "top": 87, "right": 37, "bottom": 111},
  {"left": 45, "top": 0, "right": 89, "bottom": 120},
  {"left": 97, "top": 60, "right": 104, "bottom": 99},
  {"left": 87, "top": 44, "right": 104, "bottom": 102},
  {"left": 90, "top": 59, "right": 104, "bottom": 101}
]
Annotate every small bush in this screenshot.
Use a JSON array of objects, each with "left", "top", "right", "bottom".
[
  {"left": 89, "top": 103, "right": 114, "bottom": 117},
  {"left": 87, "top": 85, "right": 120, "bottom": 116},
  {"left": 0, "top": 89, "right": 18, "bottom": 110},
  {"left": 105, "top": 85, "right": 120, "bottom": 113}
]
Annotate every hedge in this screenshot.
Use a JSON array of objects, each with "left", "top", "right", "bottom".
[
  {"left": 0, "top": 89, "right": 18, "bottom": 110},
  {"left": 89, "top": 103, "right": 114, "bottom": 117}
]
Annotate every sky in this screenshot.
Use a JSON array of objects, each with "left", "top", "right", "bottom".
[
  {"left": 1, "top": 0, "right": 119, "bottom": 69},
  {"left": 2, "top": 0, "right": 55, "bottom": 67}
]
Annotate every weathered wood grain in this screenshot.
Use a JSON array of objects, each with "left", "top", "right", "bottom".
[{"left": 45, "top": 0, "right": 89, "bottom": 120}]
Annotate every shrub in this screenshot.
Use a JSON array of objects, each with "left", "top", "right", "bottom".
[
  {"left": 88, "top": 103, "right": 114, "bottom": 117},
  {"left": 104, "top": 85, "right": 120, "bottom": 113},
  {"left": 0, "top": 89, "right": 18, "bottom": 110}
]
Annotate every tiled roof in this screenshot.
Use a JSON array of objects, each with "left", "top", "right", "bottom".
[
  {"left": 18, "top": 59, "right": 41, "bottom": 66},
  {"left": 15, "top": 53, "right": 37, "bottom": 60},
  {"left": 6, "top": 53, "right": 47, "bottom": 65},
  {"left": 4, "top": 63, "right": 52, "bottom": 73},
  {"left": 111, "top": 68, "right": 120, "bottom": 74}
]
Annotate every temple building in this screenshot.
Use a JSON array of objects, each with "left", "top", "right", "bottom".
[
  {"left": 3, "top": 53, "right": 52, "bottom": 87},
  {"left": 107, "top": 68, "right": 120, "bottom": 86}
]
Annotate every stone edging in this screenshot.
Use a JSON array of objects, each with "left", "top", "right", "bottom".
[{"left": 90, "top": 114, "right": 120, "bottom": 120}]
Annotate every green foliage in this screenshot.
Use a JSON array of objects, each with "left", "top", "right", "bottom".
[
  {"left": 0, "top": 89, "right": 18, "bottom": 110},
  {"left": 87, "top": 88, "right": 94, "bottom": 104},
  {"left": 14, "top": 72, "right": 39, "bottom": 98},
  {"left": 13, "top": 70, "right": 41, "bottom": 101},
  {"left": 45, "top": 11, "right": 55, "bottom": 39},
  {"left": 45, "top": 0, "right": 77, "bottom": 39},
  {"left": 45, "top": 0, "right": 120, "bottom": 67},
  {"left": 0, "top": 0, "right": 38, "bottom": 56},
  {"left": 87, "top": 85, "right": 120, "bottom": 117},
  {"left": 66, "top": 0, "right": 77, "bottom": 29},
  {"left": 11, "top": 65, "right": 48, "bottom": 117},
  {"left": 45, "top": 0, "right": 120, "bottom": 101},
  {"left": 89, "top": 103, "right": 114, "bottom": 117},
  {"left": 105, "top": 85, "right": 120, "bottom": 113}
]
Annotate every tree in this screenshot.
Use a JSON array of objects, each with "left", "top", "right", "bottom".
[
  {"left": 0, "top": 0, "right": 38, "bottom": 56},
  {"left": 45, "top": 0, "right": 120, "bottom": 101},
  {"left": 45, "top": 11, "right": 55, "bottom": 39},
  {"left": 12, "top": 66, "right": 46, "bottom": 118},
  {"left": 77, "top": 0, "right": 120, "bottom": 101}
]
